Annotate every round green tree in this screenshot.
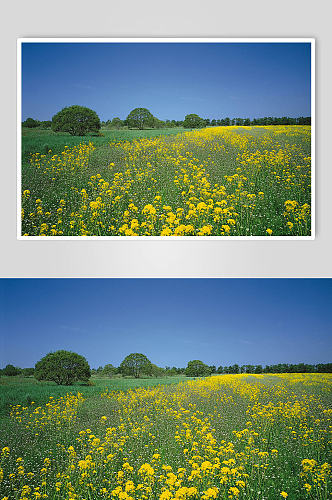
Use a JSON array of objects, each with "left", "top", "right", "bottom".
[
  {"left": 110, "top": 117, "right": 124, "bottom": 129},
  {"left": 3, "top": 364, "right": 20, "bottom": 376},
  {"left": 185, "top": 359, "right": 210, "bottom": 377},
  {"left": 183, "top": 114, "right": 204, "bottom": 129},
  {"left": 102, "top": 363, "right": 117, "bottom": 377},
  {"left": 23, "top": 117, "right": 40, "bottom": 128},
  {"left": 126, "top": 108, "right": 154, "bottom": 129},
  {"left": 120, "top": 353, "right": 152, "bottom": 378},
  {"left": 52, "top": 105, "right": 101, "bottom": 136},
  {"left": 34, "top": 350, "right": 91, "bottom": 385}
]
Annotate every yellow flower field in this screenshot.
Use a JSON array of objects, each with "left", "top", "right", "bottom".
[
  {"left": 21, "top": 126, "right": 311, "bottom": 237},
  {"left": 1, "top": 374, "right": 330, "bottom": 499}
]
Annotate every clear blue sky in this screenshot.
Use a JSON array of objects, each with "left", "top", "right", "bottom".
[
  {"left": 1, "top": 279, "right": 330, "bottom": 369},
  {"left": 21, "top": 42, "right": 311, "bottom": 121}
]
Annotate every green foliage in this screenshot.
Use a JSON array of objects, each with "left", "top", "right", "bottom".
[
  {"left": 110, "top": 117, "right": 124, "bottom": 129},
  {"left": 183, "top": 113, "right": 204, "bottom": 128},
  {"left": 23, "top": 117, "right": 40, "bottom": 128},
  {"left": 185, "top": 359, "right": 210, "bottom": 377},
  {"left": 165, "top": 366, "right": 184, "bottom": 376},
  {"left": 223, "top": 364, "right": 240, "bottom": 374},
  {"left": 21, "top": 368, "right": 35, "bottom": 377},
  {"left": 3, "top": 364, "right": 20, "bottom": 376},
  {"left": 102, "top": 364, "right": 117, "bottom": 377},
  {"left": 120, "top": 353, "right": 152, "bottom": 378},
  {"left": 40, "top": 120, "right": 52, "bottom": 129},
  {"left": 153, "top": 117, "right": 166, "bottom": 129},
  {"left": 34, "top": 350, "right": 91, "bottom": 385},
  {"left": 52, "top": 105, "right": 101, "bottom": 136},
  {"left": 150, "top": 364, "right": 166, "bottom": 377},
  {"left": 206, "top": 116, "right": 311, "bottom": 126},
  {"left": 126, "top": 108, "right": 154, "bottom": 129}
]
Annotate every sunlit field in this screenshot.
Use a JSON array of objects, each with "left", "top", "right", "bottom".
[
  {"left": 1, "top": 374, "right": 330, "bottom": 499},
  {"left": 21, "top": 126, "right": 312, "bottom": 237},
  {"left": 0, "top": 376, "right": 187, "bottom": 417}
]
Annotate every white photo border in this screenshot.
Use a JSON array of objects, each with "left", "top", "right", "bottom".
[{"left": 17, "top": 37, "right": 315, "bottom": 241}]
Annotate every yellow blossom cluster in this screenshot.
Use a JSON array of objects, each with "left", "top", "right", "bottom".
[{"left": 10, "top": 393, "right": 84, "bottom": 434}]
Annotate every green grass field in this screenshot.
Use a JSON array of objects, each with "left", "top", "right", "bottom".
[
  {"left": 0, "top": 374, "right": 330, "bottom": 499},
  {"left": 0, "top": 375, "right": 187, "bottom": 417},
  {"left": 21, "top": 127, "right": 189, "bottom": 163}
]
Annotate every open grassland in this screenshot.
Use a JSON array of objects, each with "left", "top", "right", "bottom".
[
  {"left": 0, "top": 376, "right": 187, "bottom": 417},
  {"left": 21, "top": 128, "right": 189, "bottom": 162},
  {"left": 0, "top": 374, "right": 330, "bottom": 499},
  {"left": 21, "top": 126, "right": 311, "bottom": 237}
]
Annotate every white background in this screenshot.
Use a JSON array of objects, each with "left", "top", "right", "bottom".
[{"left": 1, "top": 0, "right": 331, "bottom": 277}]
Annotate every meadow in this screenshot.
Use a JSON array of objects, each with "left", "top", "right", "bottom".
[
  {"left": 0, "top": 374, "right": 330, "bottom": 499},
  {"left": 0, "top": 376, "right": 187, "bottom": 417},
  {"left": 21, "top": 128, "right": 189, "bottom": 161},
  {"left": 21, "top": 126, "right": 311, "bottom": 237}
]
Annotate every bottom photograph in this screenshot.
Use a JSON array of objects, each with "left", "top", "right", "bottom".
[{"left": 0, "top": 278, "right": 331, "bottom": 500}]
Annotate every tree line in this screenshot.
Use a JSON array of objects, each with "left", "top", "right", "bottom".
[
  {"left": 1, "top": 350, "right": 331, "bottom": 385},
  {"left": 22, "top": 105, "right": 311, "bottom": 136},
  {"left": 103, "top": 114, "right": 311, "bottom": 129},
  {"left": 210, "top": 362, "right": 332, "bottom": 375}
]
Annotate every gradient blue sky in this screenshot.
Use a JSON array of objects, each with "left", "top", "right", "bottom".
[
  {"left": 21, "top": 42, "right": 311, "bottom": 121},
  {"left": 1, "top": 279, "right": 330, "bottom": 369}
]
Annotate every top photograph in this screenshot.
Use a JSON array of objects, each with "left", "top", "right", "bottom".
[{"left": 18, "top": 38, "right": 314, "bottom": 239}]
